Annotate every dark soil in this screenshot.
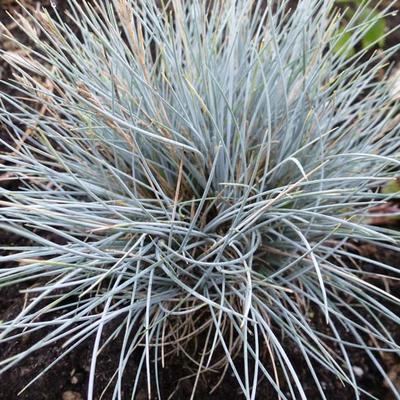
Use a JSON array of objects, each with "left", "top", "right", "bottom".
[
  {"left": 0, "top": 283, "right": 399, "bottom": 400},
  {"left": 0, "top": 275, "right": 399, "bottom": 400},
  {"left": 0, "top": 1, "right": 399, "bottom": 399}
]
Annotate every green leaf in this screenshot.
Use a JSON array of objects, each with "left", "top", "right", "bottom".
[
  {"left": 382, "top": 178, "right": 400, "bottom": 195},
  {"left": 334, "top": 28, "right": 356, "bottom": 58},
  {"left": 335, "top": 3, "right": 386, "bottom": 52},
  {"left": 360, "top": 8, "right": 386, "bottom": 49}
]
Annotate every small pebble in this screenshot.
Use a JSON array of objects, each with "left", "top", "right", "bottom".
[
  {"left": 62, "top": 391, "right": 83, "bottom": 400},
  {"left": 352, "top": 366, "right": 364, "bottom": 377}
]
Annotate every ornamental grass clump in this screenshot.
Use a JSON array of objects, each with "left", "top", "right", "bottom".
[{"left": 0, "top": 0, "right": 399, "bottom": 398}]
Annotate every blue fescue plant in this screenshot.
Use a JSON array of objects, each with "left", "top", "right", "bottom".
[{"left": 0, "top": 0, "right": 399, "bottom": 398}]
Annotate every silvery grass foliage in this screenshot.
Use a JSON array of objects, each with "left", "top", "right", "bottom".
[{"left": 0, "top": 0, "right": 399, "bottom": 398}]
